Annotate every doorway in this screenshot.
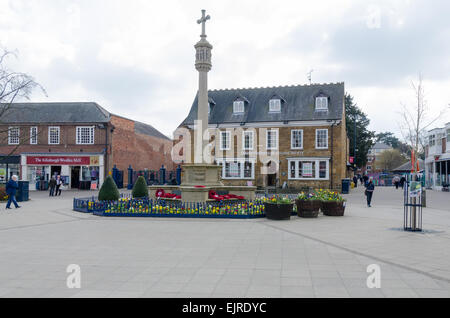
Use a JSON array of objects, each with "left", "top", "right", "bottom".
[
  {"left": 51, "top": 166, "right": 62, "bottom": 178},
  {"left": 71, "top": 167, "right": 80, "bottom": 189},
  {"left": 266, "top": 161, "right": 278, "bottom": 187}
]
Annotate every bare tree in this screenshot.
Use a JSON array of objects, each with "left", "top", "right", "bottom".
[
  {"left": 399, "top": 74, "right": 448, "bottom": 168},
  {"left": 0, "top": 48, "right": 47, "bottom": 161}
]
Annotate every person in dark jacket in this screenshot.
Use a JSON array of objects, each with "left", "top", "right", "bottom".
[
  {"left": 49, "top": 176, "right": 57, "bottom": 197},
  {"left": 365, "top": 177, "right": 375, "bottom": 207},
  {"left": 363, "top": 175, "right": 369, "bottom": 187},
  {"left": 400, "top": 176, "right": 406, "bottom": 189},
  {"left": 353, "top": 175, "right": 358, "bottom": 188},
  {"left": 5, "top": 175, "right": 21, "bottom": 209}
]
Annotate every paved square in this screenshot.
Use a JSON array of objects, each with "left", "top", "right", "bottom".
[{"left": 0, "top": 187, "right": 449, "bottom": 298}]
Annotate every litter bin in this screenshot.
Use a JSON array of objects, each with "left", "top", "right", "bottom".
[
  {"left": 341, "top": 178, "right": 351, "bottom": 194},
  {"left": 17, "top": 181, "right": 29, "bottom": 202}
]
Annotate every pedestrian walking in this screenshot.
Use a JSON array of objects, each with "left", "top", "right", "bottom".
[
  {"left": 5, "top": 175, "right": 21, "bottom": 210},
  {"left": 49, "top": 176, "right": 57, "bottom": 196},
  {"left": 400, "top": 176, "right": 406, "bottom": 189},
  {"left": 55, "top": 175, "right": 63, "bottom": 196},
  {"left": 365, "top": 177, "right": 375, "bottom": 207},
  {"left": 393, "top": 175, "right": 400, "bottom": 190},
  {"left": 363, "top": 175, "right": 369, "bottom": 187},
  {"left": 353, "top": 175, "right": 358, "bottom": 188}
]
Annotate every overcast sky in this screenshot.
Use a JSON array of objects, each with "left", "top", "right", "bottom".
[{"left": 1, "top": 0, "right": 449, "bottom": 139}]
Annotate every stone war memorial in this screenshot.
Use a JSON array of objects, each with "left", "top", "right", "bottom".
[{"left": 148, "top": 9, "right": 257, "bottom": 203}]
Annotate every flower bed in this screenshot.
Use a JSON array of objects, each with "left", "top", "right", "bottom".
[{"left": 74, "top": 196, "right": 267, "bottom": 219}]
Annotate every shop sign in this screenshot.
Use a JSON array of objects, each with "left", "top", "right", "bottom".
[{"left": 27, "top": 156, "right": 91, "bottom": 165}]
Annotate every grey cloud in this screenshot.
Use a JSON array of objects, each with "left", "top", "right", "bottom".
[{"left": 284, "top": 1, "right": 450, "bottom": 86}]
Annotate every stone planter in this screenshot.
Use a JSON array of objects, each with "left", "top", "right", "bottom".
[
  {"left": 264, "top": 202, "right": 293, "bottom": 220},
  {"left": 321, "top": 201, "right": 346, "bottom": 216},
  {"left": 295, "top": 199, "right": 321, "bottom": 218}
]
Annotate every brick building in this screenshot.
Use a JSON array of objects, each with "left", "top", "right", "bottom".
[
  {"left": 0, "top": 102, "right": 173, "bottom": 190},
  {"left": 176, "top": 83, "right": 349, "bottom": 190},
  {"left": 360, "top": 142, "right": 393, "bottom": 175}
]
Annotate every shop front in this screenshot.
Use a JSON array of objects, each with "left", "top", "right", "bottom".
[
  {"left": 21, "top": 154, "right": 104, "bottom": 191},
  {"left": 0, "top": 155, "right": 21, "bottom": 183},
  {"left": 425, "top": 154, "right": 450, "bottom": 190}
]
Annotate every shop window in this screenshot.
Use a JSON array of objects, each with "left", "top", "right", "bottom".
[
  {"left": 288, "top": 159, "right": 329, "bottom": 180},
  {"left": 217, "top": 159, "right": 255, "bottom": 179}
]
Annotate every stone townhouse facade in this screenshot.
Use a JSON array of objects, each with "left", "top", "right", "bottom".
[
  {"left": 176, "top": 83, "right": 349, "bottom": 190},
  {"left": 0, "top": 102, "right": 173, "bottom": 189}
]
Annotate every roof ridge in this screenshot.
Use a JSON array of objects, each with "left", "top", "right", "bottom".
[{"left": 209, "top": 82, "right": 344, "bottom": 92}]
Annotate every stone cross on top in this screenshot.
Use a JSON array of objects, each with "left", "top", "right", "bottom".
[{"left": 197, "top": 9, "right": 210, "bottom": 38}]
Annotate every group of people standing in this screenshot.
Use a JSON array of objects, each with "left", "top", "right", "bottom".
[
  {"left": 392, "top": 175, "right": 407, "bottom": 190},
  {"left": 49, "top": 175, "right": 63, "bottom": 197}
]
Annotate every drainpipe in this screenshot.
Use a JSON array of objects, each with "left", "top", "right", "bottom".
[{"left": 329, "top": 120, "right": 338, "bottom": 190}]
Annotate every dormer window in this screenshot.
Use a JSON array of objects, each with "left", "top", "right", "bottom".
[
  {"left": 269, "top": 99, "right": 281, "bottom": 112},
  {"left": 233, "top": 100, "right": 245, "bottom": 113},
  {"left": 315, "top": 96, "right": 328, "bottom": 111}
]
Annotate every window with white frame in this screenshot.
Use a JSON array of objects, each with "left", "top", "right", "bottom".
[
  {"left": 8, "top": 127, "right": 20, "bottom": 145},
  {"left": 316, "top": 129, "right": 328, "bottom": 149},
  {"left": 366, "top": 165, "right": 372, "bottom": 171},
  {"left": 266, "top": 129, "right": 278, "bottom": 150},
  {"left": 316, "top": 96, "right": 328, "bottom": 111},
  {"left": 217, "top": 159, "right": 255, "bottom": 179},
  {"left": 30, "top": 127, "right": 38, "bottom": 145},
  {"left": 233, "top": 100, "right": 245, "bottom": 113},
  {"left": 269, "top": 99, "right": 281, "bottom": 112},
  {"left": 76, "top": 126, "right": 95, "bottom": 145},
  {"left": 243, "top": 131, "right": 254, "bottom": 150},
  {"left": 220, "top": 131, "right": 231, "bottom": 150},
  {"left": 429, "top": 134, "right": 436, "bottom": 146},
  {"left": 291, "top": 129, "right": 303, "bottom": 149},
  {"left": 48, "top": 126, "right": 60, "bottom": 145},
  {"left": 289, "top": 159, "right": 329, "bottom": 180}
]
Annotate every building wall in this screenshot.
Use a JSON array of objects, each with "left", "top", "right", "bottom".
[
  {"left": 110, "top": 115, "right": 174, "bottom": 183},
  {"left": 0, "top": 123, "right": 107, "bottom": 157},
  {"left": 180, "top": 122, "right": 348, "bottom": 190}
]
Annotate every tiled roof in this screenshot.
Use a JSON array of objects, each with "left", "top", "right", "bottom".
[
  {"left": 392, "top": 159, "right": 425, "bottom": 172},
  {"left": 180, "top": 83, "right": 345, "bottom": 126},
  {"left": 134, "top": 121, "right": 171, "bottom": 141},
  {"left": 0, "top": 102, "right": 110, "bottom": 123}
]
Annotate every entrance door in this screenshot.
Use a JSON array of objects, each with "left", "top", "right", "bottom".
[
  {"left": 51, "top": 166, "right": 62, "bottom": 178},
  {"left": 266, "top": 161, "right": 278, "bottom": 187},
  {"left": 71, "top": 167, "right": 80, "bottom": 189}
]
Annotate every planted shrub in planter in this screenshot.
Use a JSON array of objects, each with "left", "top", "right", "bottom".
[
  {"left": 264, "top": 197, "right": 293, "bottom": 220},
  {"left": 98, "top": 175, "right": 120, "bottom": 201},
  {"left": 132, "top": 176, "right": 149, "bottom": 198},
  {"left": 296, "top": 192, "right": 321, "bottom": 218},
  {"left": 321, "top": 190, "right": 346, "bottom": 216}
]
